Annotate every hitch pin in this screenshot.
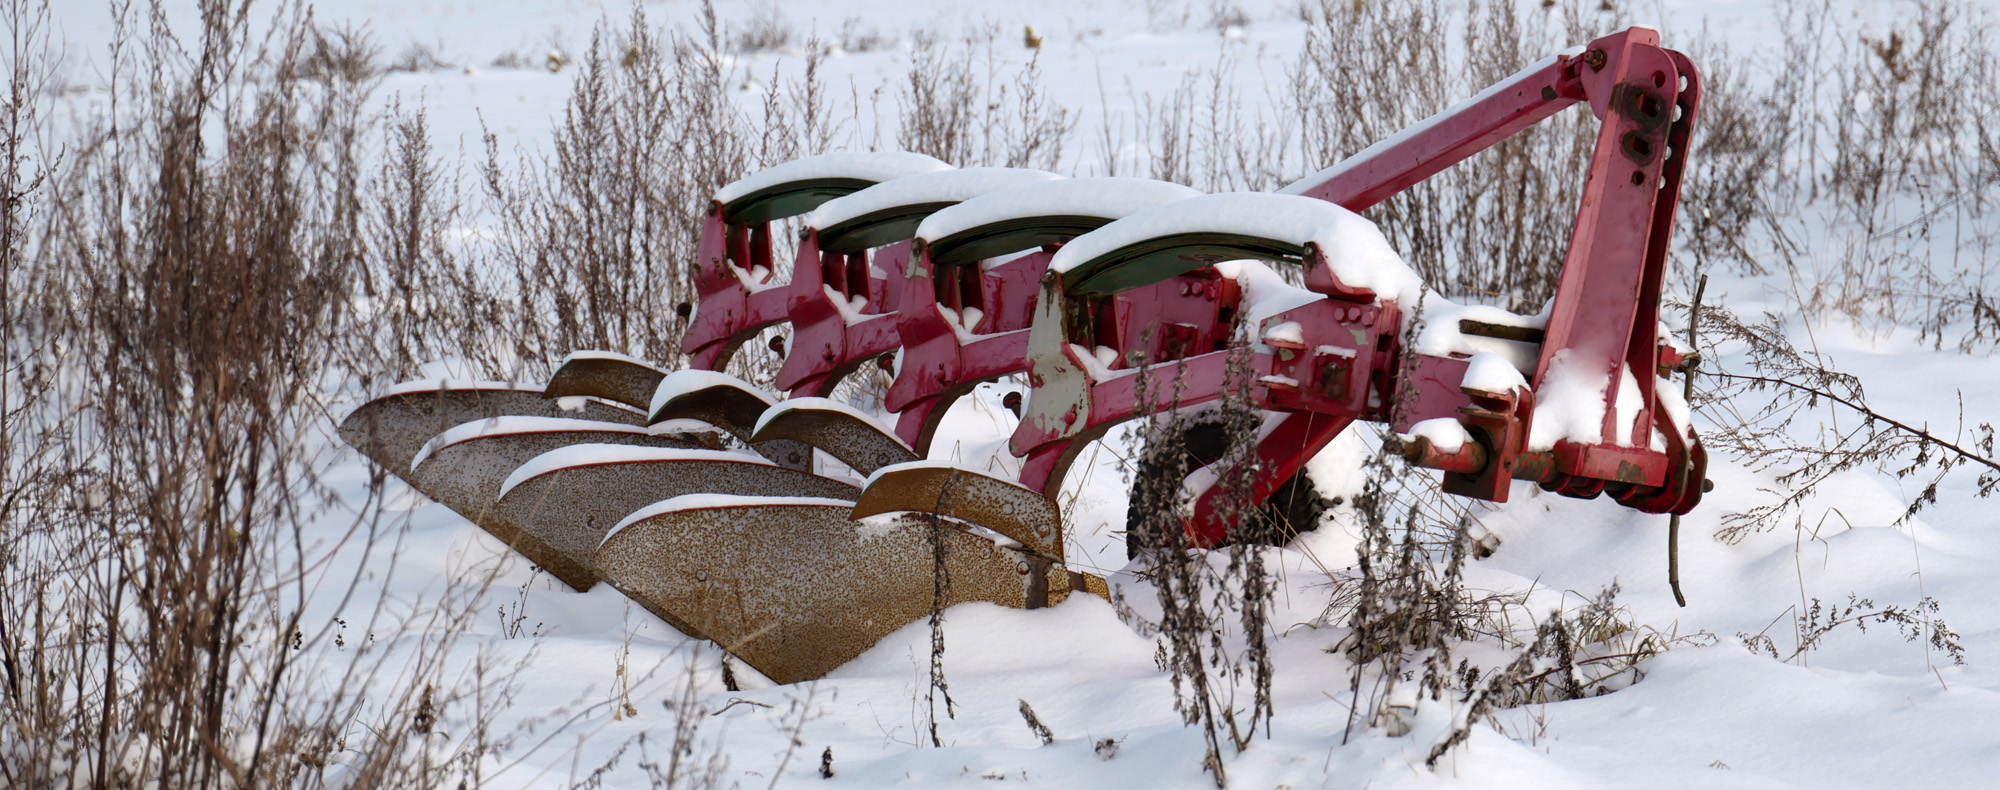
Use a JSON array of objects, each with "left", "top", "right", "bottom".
[
  {"left": 1384, "top": 433, "right": 1563, "bottom": 484},
  {"left": 1383, "top": 434, "right": 1488, "bottom": 475}
]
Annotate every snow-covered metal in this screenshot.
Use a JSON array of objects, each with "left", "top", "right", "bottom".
[{"left": 335, "top": 26, "right": 1708, "bottom": 685}]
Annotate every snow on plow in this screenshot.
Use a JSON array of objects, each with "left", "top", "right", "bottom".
[{"left": 339, "top": 28, "right": 1708, "bottom": 684}]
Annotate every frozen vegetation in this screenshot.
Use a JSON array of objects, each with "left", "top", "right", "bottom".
[{"left": 8, "top": 0, "right": 2000, "bottom": 787}]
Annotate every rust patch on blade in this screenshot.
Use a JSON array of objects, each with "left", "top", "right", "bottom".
[
  {"left": 339, "top": 385, "right": 644, "bottom": 479},
  {"left": 545, "top": 356, "right": 669, "bottom": 410},
  {"left": 496, "top": 457, "right": 860, "bottom": 594},
  {"left": 404, "top": 427, "right": 698, "bottom": 591},
  {"left": 850, "top": 466, "right": 1062, "bottom": 559},
  {"left": 750, "top": 438, "right": 814, "bottom": 470},
  {"left": 752, "top": 406, "right": 918, "bottom": 475},
  {"left": 595, "top": 503, "right": 1037, "bottom": 684}
]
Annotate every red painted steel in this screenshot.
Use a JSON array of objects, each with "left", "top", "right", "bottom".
[
  {"left": 1005, "top": 28, "right": 1706, "bottom": 546},
  {"left": 684, "top": 207, "right": 797, "bottom": 372},
  {"left": 773, "top": 234, "right": 913, "bottom": 397},
  {"left": 680, "top": 27, "right": 1707, "bottom": 550}
]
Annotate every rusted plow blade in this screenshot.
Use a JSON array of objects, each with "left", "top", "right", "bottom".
[
  {"left": 853, "top": 461, "right": 1066, "bottom": 560},
  {"left": 596, "top": 497, "right": 1097, "bottom": 684},
  {"left": 648, "top": 370, "right": 813, "bottom": 470},
  {"left": 544, "top": 351, "right": 670, "bottom": 411},
  {"left": 339, "top": 368, "right": 1106, "bottom": 683},
  {"left": 338, "top": 380, "right": 648, "bottom": 478},
  {"left": 493, "top": 446, "right": 861, "bottom": 592},
  {"left": 750, "top": 398, "right": 918, "bottom": 475},
  {"left": 407, "top": 416, "right": 702, "bottom": 589}
]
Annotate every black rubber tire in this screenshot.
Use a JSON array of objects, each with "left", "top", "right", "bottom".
[{"left": 1125, "top": 420, "right": 1329, "bottom": 558}]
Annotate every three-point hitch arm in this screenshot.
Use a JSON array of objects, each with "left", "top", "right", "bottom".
[{"left": 1010, "top": 27, "right": 1707, "bottom": 545}]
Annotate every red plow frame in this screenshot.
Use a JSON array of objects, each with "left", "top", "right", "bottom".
[{"left": 338, "top": 28, "right": 1709, "bottom": 684}]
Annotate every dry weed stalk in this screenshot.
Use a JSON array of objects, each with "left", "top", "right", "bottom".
[
  {"left": 1120, "top": 350, "right": 1300, "bottom": 787},
  {"left": 9, "top": 0, "right": 1998, "bottom": 783},
  {"left": 1739, "top": 592, "right": 1965, "bottom": 668},
  {"left": 1, "top": 1, "right": 787, "bottom": 784},
  {"left": 1679, "top": 0, "right": 2000, "bottom": 348},
  {"left": 0, "top": 0, "right": 530, "bottom": 784},
  {"left": 1693, "top": 303, "right": 2000, "bottom": 542},
  {"left": 898, "top": 31, "right": 1075, "bottom": 173},
  {"left": 1289, "top": 0, "right": 1598, "bottom": 310}
]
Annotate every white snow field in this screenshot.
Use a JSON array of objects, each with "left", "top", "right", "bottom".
[{"left": 45, "top": 0, "right": 2000, "bottom": 787}]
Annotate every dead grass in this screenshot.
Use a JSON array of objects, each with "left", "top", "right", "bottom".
[
  {"left": 1676, "top": 0, "right": 2000, "bottom": 348},
  {"left": 0, "top": 0, "right": 762, "bottom": 784},
  {"left": 733, "top": 0, "right": 793, "bottom": 54},
  {"left": 1286, "top": 0, "right": 1600, "bottom": 310},
  {"left": 7, "top": 0, "right": 1999, "bottom": 783},
  {"left": 0, "top": 0, "right": 513, "bottom": 783}
]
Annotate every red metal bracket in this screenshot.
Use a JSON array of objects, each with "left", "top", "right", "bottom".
[{"left": 1009, "top": 28, "right": 1706, "bottom": 545}]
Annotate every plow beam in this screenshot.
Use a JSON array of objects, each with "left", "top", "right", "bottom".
[
  {"left": 1012, "top": 194, "right": 1407, "bottom": 502},
  {"left": 685, "top": 152, "right": 952, "bottom": 371},
  {"left": 886, "top": 177, "right": 1205, "bottom": 452},
  {"left": 774, "top": 167, "right": 1061, "bottom": 397}
]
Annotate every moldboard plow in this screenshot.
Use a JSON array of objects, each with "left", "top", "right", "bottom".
[{"left": 340, "top": 28, "right": 1708, "bottom": 685}]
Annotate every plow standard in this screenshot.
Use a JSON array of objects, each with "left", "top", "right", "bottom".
[{"left": 341, "top": 28, "right": 1707, "bottom": 684}]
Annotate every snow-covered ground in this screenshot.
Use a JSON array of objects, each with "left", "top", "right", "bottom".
[{"left": 44, "top": 0, "right": 2000, "bottom": 787}]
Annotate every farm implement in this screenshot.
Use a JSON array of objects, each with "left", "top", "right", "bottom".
[{"left": 340, "top": 28, "right": 1707, "bottom": 684}]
